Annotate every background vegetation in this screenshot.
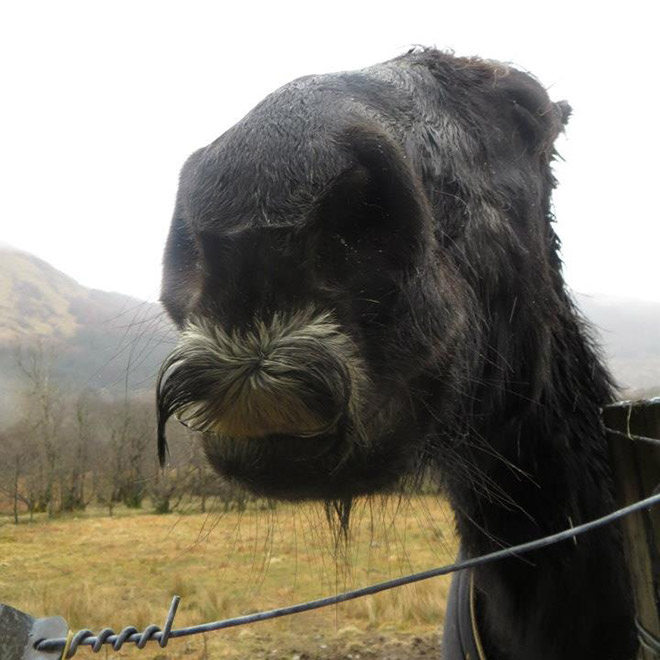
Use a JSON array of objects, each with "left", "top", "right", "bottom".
[{"left": 1, "top": 485, "right": 456, "bottom": 659}]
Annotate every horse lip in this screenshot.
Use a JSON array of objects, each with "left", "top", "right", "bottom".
[{"left": 218, "top": 419, "right": 341, "bottom": 442}]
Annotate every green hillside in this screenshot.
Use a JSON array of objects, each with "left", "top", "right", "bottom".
[
  {"left": 0, "top": 248, "right": 176, "bottom": 425},
  {"left": 0, "top": 249, "right": 83, "bottom": 341}
]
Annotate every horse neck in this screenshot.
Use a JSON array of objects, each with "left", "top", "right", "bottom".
[{"left": 443, "top": 385, "right": 636, "bottom": 659}]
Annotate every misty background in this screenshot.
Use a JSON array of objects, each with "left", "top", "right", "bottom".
[{"left": 1, "top": 1, "right": 658, "bottom": 518}]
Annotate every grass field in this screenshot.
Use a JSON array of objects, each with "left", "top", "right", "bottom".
[{"left": 0, "top": 495, "right": 457, "bottom": 659}]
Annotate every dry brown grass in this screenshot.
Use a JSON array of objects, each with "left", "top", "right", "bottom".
[{"left": 0, "top": 495, "right": 457, "bottom": 659}]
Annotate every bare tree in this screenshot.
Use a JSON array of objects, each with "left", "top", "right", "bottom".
[
  {"left": 0, "top": 425, "right": 38, "bottom": 523},
  {"left": 15, "top": 342, "right": 63, "bottom": 516},
  {"left": 93, "top": 397, "right": 153, "bottom": 512},
  {"left": 58, "top": 392, "right": 96, "bottom": 512}
]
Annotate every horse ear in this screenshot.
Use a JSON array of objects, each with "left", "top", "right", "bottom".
[
  {"left": 496, "top": 69, "right": 571, "bottom": 153},
  {"left": 556, "top": 100, "right": 572, "bottom": 127}
]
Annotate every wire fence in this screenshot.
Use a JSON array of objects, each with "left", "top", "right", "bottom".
[{"left": 19, "top": 489, "right": 659, "bottom": 658}]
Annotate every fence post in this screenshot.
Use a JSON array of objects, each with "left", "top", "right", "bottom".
[{"left": 604, "top": 399, "right": 660, "bottom": 660}]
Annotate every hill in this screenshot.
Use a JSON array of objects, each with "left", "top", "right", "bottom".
[
  {"left": 1, "top": 248, "right": 658, "bottom": 425},
  {"left": 0, "top": 247, "right": 176, "bottom": 424}
]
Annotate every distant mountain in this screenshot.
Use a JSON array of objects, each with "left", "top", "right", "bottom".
[
  {"left": 0, "top": 247, "right": 176, "bottom": 424},
  {"left": 0, "top": 248, "right": 84, "bottom": 341},
  {"left": 0, "top": 248, "right": 658, "bottom": 427},
  {"left": 576, "top": 293, "right": 660, "bottom": 395}
]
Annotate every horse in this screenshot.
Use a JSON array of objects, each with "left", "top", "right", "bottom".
[{"left": 156, "top": 48, "right": 636, "bottom": 659}]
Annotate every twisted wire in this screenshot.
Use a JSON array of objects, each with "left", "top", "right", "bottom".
[{"left": 52, "top": 596, "right": 180, "bottom": 658}]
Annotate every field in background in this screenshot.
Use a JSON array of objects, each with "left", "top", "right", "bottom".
[{"left": 0, "top": 495, "right": 457, "bottom": 659}]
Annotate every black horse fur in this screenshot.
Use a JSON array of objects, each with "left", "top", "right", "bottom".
[{"left": 157, "top": 49, "right": 635, "bottom": 659}]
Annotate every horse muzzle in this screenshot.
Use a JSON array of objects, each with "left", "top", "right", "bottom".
[{"left": 156, "top": 309, "right": 368, "bottom": 461}]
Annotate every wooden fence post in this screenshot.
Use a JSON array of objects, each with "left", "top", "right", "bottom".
[{"left": 604, "top": 399, "right": 660, "bottom": 660}]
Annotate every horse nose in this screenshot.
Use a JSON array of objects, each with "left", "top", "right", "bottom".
[
  {"left": 157, "top": 310, "right": 363, "bottom": 444},
  {"left": 210, "top": 337, "right": 349, "bottom": 439}
]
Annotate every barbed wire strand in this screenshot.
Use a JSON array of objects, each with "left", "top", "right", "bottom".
[
  {"left": 34, "top": 489, "right": 660, "bottom": 657},
  {"left": 605, "top": 425, "right": 660, "bottom": 449}
]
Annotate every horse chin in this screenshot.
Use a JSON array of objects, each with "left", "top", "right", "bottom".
[{"left": 201, "top": 423, "right": 410, "bottom": 501}]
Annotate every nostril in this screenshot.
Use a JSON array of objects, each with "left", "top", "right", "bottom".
[{"left": 247, "top": 354, "right": 265, "bottom": 376}]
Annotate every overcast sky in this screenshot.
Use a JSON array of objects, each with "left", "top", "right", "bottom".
[{"left": 1, "top": 1, "right": 658, "bottom": 303}]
